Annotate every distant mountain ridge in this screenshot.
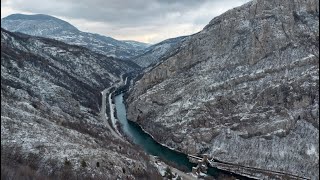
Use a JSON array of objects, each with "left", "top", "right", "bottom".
[
  {"left": 1, "top": 13, "right": 150, "bottom": 60},
  {"left": 131, "top": 36, "right": 187, "bottom": 67}
]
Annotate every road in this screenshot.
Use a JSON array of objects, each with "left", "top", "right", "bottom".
[
  {"left": 150, "top": 156, "right": 197, "bottom": 180},
  {"left": 100, "top": 88, "right": 124, "bottom": 141},
  {"left": 100, "top": 74, "right": 129, "bottom": 141}
]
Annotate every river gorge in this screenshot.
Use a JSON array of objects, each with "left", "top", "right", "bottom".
[{"left": 113, "top": 93, "right": 253, "bottom": 179}]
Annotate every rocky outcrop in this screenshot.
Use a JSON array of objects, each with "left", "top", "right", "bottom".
[
  {"left": 1, "top": 28, "right": 160, "bottom": 179},
  {"left": 127, "top": 0, "right": 319, "bottom": 179},
  {"left": 1, "top": 14, "right": 149, "bottom": 60}
]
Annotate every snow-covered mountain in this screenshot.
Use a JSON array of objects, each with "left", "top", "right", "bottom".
[
  {"left": 122, "top": 40, "right": 151, "bottom": 50},
  {"left": 131, "top": 36, "right": 187, "bottom": 67},
  {"left": 1, "top": 28, "right": 160, "bottom": 179},
  {"left": 1, "top": 14, "right": 150, "bottom": 59},
  {"left": 127, "top": 0, "right": 319, "bottom": 179}
]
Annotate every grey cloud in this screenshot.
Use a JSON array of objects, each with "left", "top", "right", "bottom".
[
  {"left": 2, "top": 0, "right": 251, "bottom": 43},
  {"left": 10, "top": 0, "right": 214, "bottom": 27}
]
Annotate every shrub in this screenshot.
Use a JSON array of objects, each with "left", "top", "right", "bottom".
[
  {"left": 81, "top": 160, "right": 87, "bottom": 168},
  {"left": 164, "top": 167, "right": 173, "bottom": 179},
  {"left": 64, "top": 158, "right": 71, "bottom": 166}
]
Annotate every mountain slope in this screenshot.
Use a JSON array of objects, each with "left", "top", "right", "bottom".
[
  {"left": 127, "top": 0, "right": 319, "bottom": 179},
  {"left": 123, "top": 40, "right": 151, "bottom": 50},
  {"left": 1, "top": 14, "right": 150, "bottom": 59},
  {"left": 1, "top": 28, "right": 159, "bottom": 179},
  {"left": 131, "top": 36, "right": 187, "bottom": 67}
]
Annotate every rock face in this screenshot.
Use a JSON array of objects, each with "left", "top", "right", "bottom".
[
  {"left": 1, "top": 14, "right": 150, "bottom": 60},
  {"left": 127, "top": 0, "right": 319, "bottom": 179},
  {"left": 131, "top": 36, "right": 187, "bottom": 67},
  {"left": 1, "top": 28, "right": 160, "bottom": 179}
]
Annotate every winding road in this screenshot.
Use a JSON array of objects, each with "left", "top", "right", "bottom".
[{"left": 99, "top": 74, "right": 130, "bottom": 142}]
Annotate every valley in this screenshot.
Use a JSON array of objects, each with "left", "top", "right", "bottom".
[{"left": 1, "top": 0, "right": 319, "bottom": 179}]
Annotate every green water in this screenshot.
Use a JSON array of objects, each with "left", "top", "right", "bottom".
[
  {"left": 115, "top": 94, "right": 251, "bottom": 179},
  {"left": 115, "top": 94, "right": 197, "bottom": 170}
]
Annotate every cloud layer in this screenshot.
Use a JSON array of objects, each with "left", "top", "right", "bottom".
[{"left": 1, "top": 0, "right": 250, "bottom": 43}]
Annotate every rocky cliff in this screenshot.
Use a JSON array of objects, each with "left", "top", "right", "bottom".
[
  {"left": 127, "top": 0, "right": 319, "bottom": 179},
  {"left": 1, "top": 28, "right": 160, "bottom": 179}
]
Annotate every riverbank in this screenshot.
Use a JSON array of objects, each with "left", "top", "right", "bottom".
[
  {"left": 112, "top": 93, "right": 257, "bottom": 180},
  {"left": 105, "top": 75, "right": 254, "bottom": 179}
]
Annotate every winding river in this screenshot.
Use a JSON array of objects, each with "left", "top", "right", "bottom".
[
  {"left": 114, "top": 93, "right": 252, "bottom": 179},
  {"left": 115, "top": 94, "right": 197, "bottom": 170}
]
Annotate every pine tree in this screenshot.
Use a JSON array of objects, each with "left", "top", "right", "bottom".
[{"left": 164, "top": 167, "right": 173, "bottom": 179}]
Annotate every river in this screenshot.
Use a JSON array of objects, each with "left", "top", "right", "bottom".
[{"left": 114, "top": 93, "right": 252, "bottom": 179}]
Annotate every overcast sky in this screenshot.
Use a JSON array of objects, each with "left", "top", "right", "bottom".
[{"left": 1, "top": 0, "right": 250, "bottom": 44}]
